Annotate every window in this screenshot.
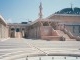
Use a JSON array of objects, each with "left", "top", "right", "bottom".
[
  {"left": 11, "top": 28, "right": 14, "bottom": 31},
  {"left": 16, "top": 28, "right": 20, "bottom": 32},
  {"left": 43, "top": 22, "right": 49, "bottom": 26},
  {"left": 22, "top": 28, "right": 24, "bottom": 30}
]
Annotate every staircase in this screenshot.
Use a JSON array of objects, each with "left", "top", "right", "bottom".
[{"left": 55, "top": 30, "right": 76, "bottom": 41}]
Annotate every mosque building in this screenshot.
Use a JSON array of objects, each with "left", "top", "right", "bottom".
[{"left": 0, "top": 2, "right": 80, "bottom": 41}]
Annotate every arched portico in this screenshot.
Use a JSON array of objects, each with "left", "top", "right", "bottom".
[{"left": 8, "top": 23, "right": 28, "bottom": 38}]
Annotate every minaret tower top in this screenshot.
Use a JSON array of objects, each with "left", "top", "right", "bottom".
[
  {"left": 71, "top": 3, "right": 73, "bottom": 9},
  {"left": 39, "top": 1, "right": 43, "bottom": 19}
]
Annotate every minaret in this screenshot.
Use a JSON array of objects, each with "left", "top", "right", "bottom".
[
  {"left": 71, "top": 3, "right": 73, "bottom": 9},
  {"left": 39, "top": 1, "right": 43, "bottom": 19},
  {"left": 70, "top": 3, "right": 74, "bottom": 12}
]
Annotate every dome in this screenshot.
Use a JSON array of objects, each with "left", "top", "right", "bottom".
[{"left": 55, "top": 7, "right": 80, "bottom": 15}]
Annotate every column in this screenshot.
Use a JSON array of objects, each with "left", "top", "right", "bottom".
[{"left": 14, "top": 28, "right": 16, "bottom": 38}]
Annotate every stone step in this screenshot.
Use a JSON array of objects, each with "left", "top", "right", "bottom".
[
  {"left": 66, "top": 39, "right": 76, "bottom": 41},
  {"left": 56, "top": 30, "right": 70, "bottom": 39}
]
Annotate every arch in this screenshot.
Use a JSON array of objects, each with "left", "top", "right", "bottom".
[
  {"left": 16, "top": 28, "right": 20, "bottom": 32},
  {"left": 43, "top": 22, "right": 49, "bottom": 26},
  {"left": 11, "top": 28, "right": 15, "bottom": 31}
]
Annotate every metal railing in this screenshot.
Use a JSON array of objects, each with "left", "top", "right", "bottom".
[{"left": 25, "top": 56, "right": 80, "bottom": 60}]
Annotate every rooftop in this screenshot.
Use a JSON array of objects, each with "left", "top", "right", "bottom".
[{"left": 55, "top": 7, "right": 80, "bottom": 15}]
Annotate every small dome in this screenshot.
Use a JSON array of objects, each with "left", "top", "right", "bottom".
[{"left": 55, "top": 7, "right": 80, "bottom": 15}]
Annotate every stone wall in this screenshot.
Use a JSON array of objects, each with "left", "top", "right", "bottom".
[
  {"left": 0, "top": 24, "right": 8, "bottom": 39},
  {"left": 49, "top": 15, "right": 80, "bottom": 23},
  {"left": 40, "top": 26, "right": 61, "bottom": 40},
  {"left": 40, "top": 26, "right": 52, "bottom": 36},
  {"left": 0, "top": 16, "right": 9, "bottom": 39},
  {"left": 28, "top": 26, "right": 41, "bottom": 39},
  {"left": 48, "top": 14, "right": 80, "bottom": 36}
]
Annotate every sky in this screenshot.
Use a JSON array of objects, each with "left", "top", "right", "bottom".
[{"left": 0, "top": 0, "right": 80, "bottom": 23}]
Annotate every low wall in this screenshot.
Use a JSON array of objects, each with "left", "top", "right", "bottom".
[
  {"left": 40, "top": 26, "right": 64, "bottom": 41},
  {"left": 40, "top": 26, "right": 59, "bottom": 36},
  {"left": 52, "top": 30, "right": 59, "bottom": 36}
]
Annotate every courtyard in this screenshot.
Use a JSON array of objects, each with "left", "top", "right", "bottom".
[{"left": 0, "top": 38, "right": 80, "bottom": 60}]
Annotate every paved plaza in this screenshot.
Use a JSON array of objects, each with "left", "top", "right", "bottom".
[{"left": 0, "top": 38, "right": 80, "bottom": 60}]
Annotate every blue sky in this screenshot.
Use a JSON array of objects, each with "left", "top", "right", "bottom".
[{"left": 0, "top": 0, "right": 80, "bottom": 23}]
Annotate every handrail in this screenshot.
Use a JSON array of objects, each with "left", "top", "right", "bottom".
[{"left": 61, "top": 28, "right": 80, "bottom": 41}]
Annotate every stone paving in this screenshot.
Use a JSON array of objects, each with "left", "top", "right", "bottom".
[{"left": 0, "top": 38, "right": 80, "bottom": 60}]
